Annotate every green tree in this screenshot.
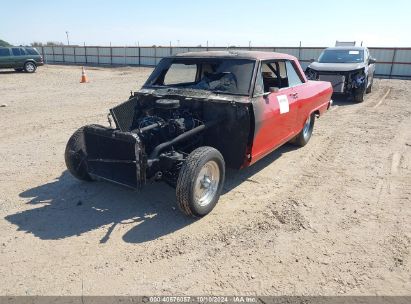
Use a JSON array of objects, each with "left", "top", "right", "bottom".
[{"left": 0, "top": 39, "right": 12, "bottom": 47}]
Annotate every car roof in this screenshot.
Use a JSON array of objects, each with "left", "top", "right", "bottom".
[
  {"left": 0, "top": 46, "right": 34, "bottom": 49},
  {"left": 324, "top": 46, "right": 367, "bottom": 51},
  {"left": 172, "top": 50, "right": 297, "bottom": 61}
]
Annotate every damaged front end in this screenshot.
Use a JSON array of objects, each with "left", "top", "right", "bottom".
[
  {"left": 82, "top": 125, "right": 146, "bottom": 189},
  {"left": 67, "top": 91, "right": 228, "bottom": 190},
  {"left": 305, "top": 68, "right": 366, "bottom": 95}
]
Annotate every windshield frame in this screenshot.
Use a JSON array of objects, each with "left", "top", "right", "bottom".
[
  {"left": 318, "top": 49, "right": 364, "bottom": 64},
  {"left": 143, "top": 57, "right": 257, "bottom": 97}
]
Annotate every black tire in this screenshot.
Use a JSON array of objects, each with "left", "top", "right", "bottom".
[
  {"left": 176, "top": 146, "right": 225, "bottom": 217},
  {"left": 24, "top": 61, "right": 37, "bottom": 73},
  {"left": 354, "top": 78, "right": 367, "bottom": 102},
  {"left": 65, "top": 127, "right": 92, "bottom": 181},
  {"left": 353, "top": 89, "right": 365, "bottom": 102},
  {"left": 291, "top": 113, "right": 315, "bottom": 147}
]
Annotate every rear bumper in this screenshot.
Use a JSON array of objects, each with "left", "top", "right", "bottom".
[{"left": 83, "top": 125, "right": 146, "bottom": 189}]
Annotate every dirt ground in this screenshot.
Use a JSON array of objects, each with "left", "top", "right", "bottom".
[{"left": 0, "top": 65, "right": 410, "bottom": 296}]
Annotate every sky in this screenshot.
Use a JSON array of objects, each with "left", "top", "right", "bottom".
[{"left": 1, "top": 0, "right": 410, "bottom": 47}]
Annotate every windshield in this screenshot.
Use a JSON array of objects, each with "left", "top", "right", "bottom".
[
  {"left": 318, "top": 49, "right": 364, "bottom": 63},
  {"left": 144, "top": 58, "right": 255, "bottom": 96}
]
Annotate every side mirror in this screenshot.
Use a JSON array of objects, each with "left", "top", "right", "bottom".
[
  {"left": 309, "top": 58, "right": 315, "bottom": 63},
  {"left": 369, "top": 57, "right": 377, "bottom": 64}
]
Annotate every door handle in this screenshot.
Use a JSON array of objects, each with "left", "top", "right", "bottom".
[{"left": 289, "top": 92, "right": 298, "bottom": 99}]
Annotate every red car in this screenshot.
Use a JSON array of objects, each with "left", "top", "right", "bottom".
[{"left": 65, "top": 51, "right": 332, "bottom": 217}]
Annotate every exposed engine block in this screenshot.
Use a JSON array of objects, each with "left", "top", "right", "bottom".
[{"left": 132, "top": 99, "right": 202, "bottom": 155}]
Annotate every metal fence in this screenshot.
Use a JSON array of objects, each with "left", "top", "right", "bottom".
[{"left": 37, "top": 45, "right": 411, "bottom": 78}]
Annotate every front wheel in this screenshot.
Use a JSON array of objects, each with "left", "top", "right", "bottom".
[
  {"left": 176, "top": 147, "right": 225, "bottom": 217},
  {"left": 24, "top": 61, "right": 37, "bottom": 73},
  {"left": 291, "top": 113, "right": 315, "bottom": 147},
  {"left": 353, "top": 89, "right": 365, "bottom": 102}
]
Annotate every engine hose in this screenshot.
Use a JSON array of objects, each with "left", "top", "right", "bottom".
[
  {"left": 148, "top": 120, "right": 218, "bottom": 160},
  {"left": 138, "top": 122, "right": 162, "bottom": 133}
]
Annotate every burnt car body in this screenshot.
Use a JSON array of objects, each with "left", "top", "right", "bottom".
[
  {"left": 305, "top": 46, "right": 376, "bottom": 102},
  {"left": 65, "top": 51, "right": 332, "bottom": 217}
]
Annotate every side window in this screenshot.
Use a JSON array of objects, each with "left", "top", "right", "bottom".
[
  {"left": 277, "top": 61, "right": 287, "bottom": 78},
  {"left": 25, "top": 48, "right": 39, "bottom": 55},
  {"left": 11, "top": 48, "right": 21, "bottom": 56},
  {"left": 256, "top": 60, "right": 304, "bottom": 94},
  {"left": 0, "top": 48, "right": 10, "bottom": 56},
  {"left": 19, "top": 48, "right": 27, "bottom": 55},
  {"left": 260, "top": 62, "right": 281, "bottom": 93},
  {"left": 163, "top": 63, "right": 197, "bottom": 85},
  {"left": 285, "top": 61, "right": 303, "bottom": 87},
  {"left": 253, "top": 64, "right": 264, "bottom": 96}
]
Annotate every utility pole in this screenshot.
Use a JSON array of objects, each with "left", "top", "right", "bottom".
[{"left": 65, "top": 31, "right": 70, "bottom": 45}]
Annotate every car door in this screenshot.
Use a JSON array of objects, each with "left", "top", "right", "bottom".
[
  {"left": 284, "top": 60, "right": 308, "bottom": 133},
  {"left": 250, "top": 60, "right": 299, "bottom": 163},
  {"left": 0, "top": 48, "right": 13, "bottom": 68},
  {"left": 11, "top": 47, "right": 24, "bottom": 67}
]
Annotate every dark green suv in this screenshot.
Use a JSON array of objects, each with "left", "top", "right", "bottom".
[{"left": 0, "top": 47, "right": 44, "bottom": 73}]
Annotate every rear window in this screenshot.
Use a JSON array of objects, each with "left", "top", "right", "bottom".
[
  {"left": 25, "top": 48, "right": 39, "bottom": 55},
  {"left": 0, "top": 48, "right": 10, "bottom": 56}
]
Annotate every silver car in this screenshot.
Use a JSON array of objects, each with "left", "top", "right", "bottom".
[{"left": 305, "top": 46, "right": 376, "bottom": 102}]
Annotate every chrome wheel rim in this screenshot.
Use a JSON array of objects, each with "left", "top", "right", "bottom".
[
  {"left": 194, "top": 160, "right": 220, "bottom": 207},
  {"left": 303, "top": 115, "right": 311, "bottom": 138},
  {"left": 26, "top": 63, "right": 35, "bottom": 72}
]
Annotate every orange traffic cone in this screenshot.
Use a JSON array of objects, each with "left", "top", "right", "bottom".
[{"left": 80, "top": 66, "right": 89, "bottom": 83}]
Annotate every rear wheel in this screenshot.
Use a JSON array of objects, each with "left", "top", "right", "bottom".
[
  {"left": 65, "top": 127, "right": 92, "bottom": 181},
  {"left": 291, "top": 113, "right": 315, "bottom": 147},
  {"left": 176, "top": 147, "right": 225, "bottom": 217},
  {"left": 24, "top": 61, "right": 37, "bottom": 73}
]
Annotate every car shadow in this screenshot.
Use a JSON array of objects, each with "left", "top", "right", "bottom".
[
  {"left": 331, "top": 94, "right": 357, "bottom": 106},
  {"left": 223, "top": 143, "right": 299, "bottom": 193},
  {"left": 6, "top": 144, "right": 299, "bottom": 244},
  {"left": 0, "top": 70, "right": 22, "bottom": 74},
  {"left": 6, "top": 171, "right": 195, "bottom": 243}
]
